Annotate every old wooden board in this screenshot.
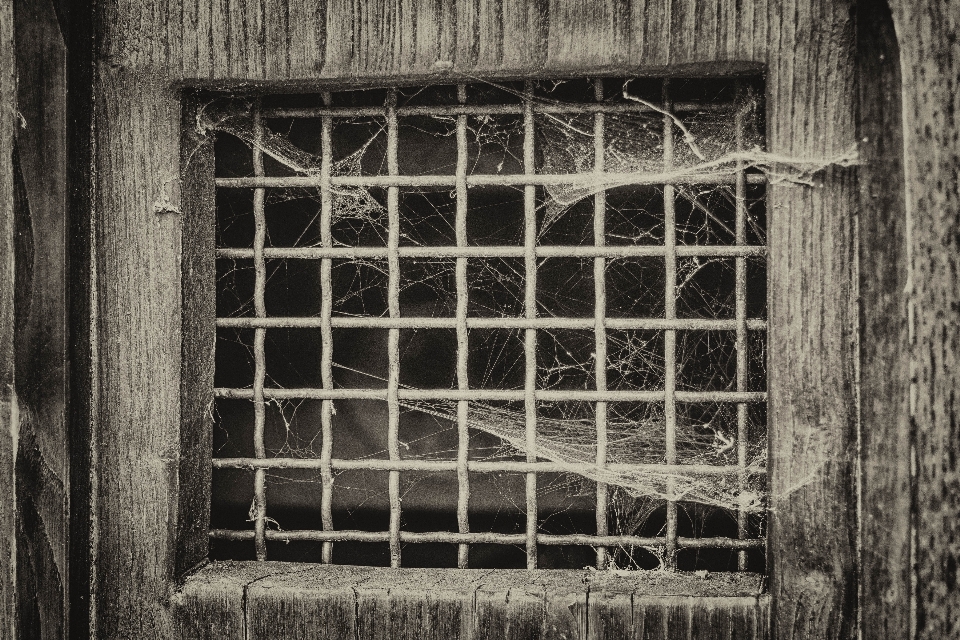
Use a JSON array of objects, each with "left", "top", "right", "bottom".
[
  {"left": 856, "top": 2, "right": 911, "bottom": 639},
  {"left": 0, "top": 0, "right": 17, "bottom": 633},
  {"left": 886, "top": 1, "right": 960, "bottom": 637},
  {"left": 177, "top": 563, "right": 767, "bottom": 639},
  {"left": 13, "top": 0, "right": 70, "bottom": 637}
]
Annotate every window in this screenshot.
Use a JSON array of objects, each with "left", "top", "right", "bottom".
[
  {"left": 201, "top": 76, "right": 768, "bottom": 573},
  {"left": 79, "top": 3, "right": 873, "bottom": 637}
]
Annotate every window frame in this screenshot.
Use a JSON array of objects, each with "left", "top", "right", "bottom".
[{"left": 86, "top": 2, "right": 870, "bottom": 638}]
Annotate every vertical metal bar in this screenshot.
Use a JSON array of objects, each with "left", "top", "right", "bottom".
[
  {"left": 662, "top": 80, "right": 678, "bottom": 570},
  {"left": 252, "top": 101, "right": 268, "bottom": 561},
  {"left": 386, "top": 89, "right": 402, "bottom": 567},
  {"left": 593, "top": 79, "right": 610, "bottom": 570},
  {"left": 455, "top": 83, "right": 471, "bottom": 569},
  {"left": 523, "top": 80, "right": 539, "bottom": 569},
  {"left": 734, "top": 85, "right": 750, "bottom": 571},
  {"left": 320, "top": 91, "right": 335, "bottom": 564}
]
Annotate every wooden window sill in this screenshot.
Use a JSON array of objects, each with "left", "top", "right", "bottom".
[{"left": 172, "top": 561, "right": 769, "bottom": 639}]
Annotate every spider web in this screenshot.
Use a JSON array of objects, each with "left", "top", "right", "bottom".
[{"left": 200, "top": 78, "right": 855, "bottom": 568}]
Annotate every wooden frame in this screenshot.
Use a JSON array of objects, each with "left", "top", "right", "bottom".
[{"left": 73, "top": 0, "right": 951, "bottom": 638}]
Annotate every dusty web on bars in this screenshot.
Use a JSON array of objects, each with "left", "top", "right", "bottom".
[{"left": 200, "top": 78, "right": 855, "bottom": 565}]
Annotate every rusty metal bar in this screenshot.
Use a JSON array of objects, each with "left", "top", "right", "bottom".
[
  {"left": 215, "top": 172, "right": 764, "bottom": 189},
  {"left": 320, "top": 92, "right": 335, "bottom": 564},
  {"left": 523, "top": 81, "right": 538, "bottom": 569},
  {"left": 455, "top": 84, "right": 471, "bottom": 569},
  {"left": 735, "top": 88, "right": 751, "bottom": 572},
  {"left": 215, "top": 388, "right": 767, "bottom": 403},
  {"left": 386, "top": 89, "right": 402, "bottom": 567},
  {"left": 216, "top": 244, "right": 767, "bottom": 260},
  {"left": 262, "top": 100, "right": 735, "bottom": 119},
  {"left": 251, "top": 101, "right": 268, "bottom": 562},
  {"left": 212, "top": 457, "right": 765, "bottom": 475},
  {"left": 216, "top": 316, "right": 767, "bottom": 331},
  {"left": 210, "top": 529, "right": 765, "bottom": 550},
  {"left": 662, "top": 81, "right": 678, "bottom": 571},
  {"left": 593, "top": 79, "right": 610, "bottom": 570}
]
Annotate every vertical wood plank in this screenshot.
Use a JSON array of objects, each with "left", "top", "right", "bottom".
[
  {"left": 172, "top": 561, "right": 280, "bottom": 640},
  {"left": 500, "top": 0, "right": 548, "bottom": 71},
  {"left": 0, "top": 0, "right": 17, "bottom": 632},
  {"left": 476, "top": 573, "right": 545, "bottom": 640},
  {"left": 247, "top": 564, "right": 374, "bottom": 640},
  {"left": 886, "top": 0, "right": 960, "bottom": 636},
  {"left": 286, "top": 0, "right": 326, "bottom": 78},
  {"left": 587, "top": 579, "right": 633, "bottom": 640},
  {"left": 545, "top": 0, "right": 626, "bottom": 69},
  {"left": 177, "top": 96, "right": 216, "bottom": 579},
  {"left": 12, "top": 0, "right": 70, "bottom": 636},
  {"left": 856, "top": 2, "right": 910, "bottom": 639},
  {"left": 766, "top": 0, "right": 859, "bottom": 638},
  {"left": 91, "top": 65, "right": 182, "bottom": 638}
]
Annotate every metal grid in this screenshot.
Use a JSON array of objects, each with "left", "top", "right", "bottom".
[{"left": 209, "top": 79, "right": 767, "bottom": 570}]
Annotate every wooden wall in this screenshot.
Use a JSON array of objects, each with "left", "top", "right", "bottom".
[
  {"left": 887, "top": 1, "right": 960, "bottom": 637},
  {"left": 0, "top": 0, "right": 18, "bottom": 635},
  {"left": 90, "top": 1, "right": 860, "bottom": 638},
  {"left": 0, "top": 0, "right": 954, "bottom": 638}
]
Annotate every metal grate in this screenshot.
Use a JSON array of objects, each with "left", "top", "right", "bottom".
[{"left": 208, "top": 78, "right": 767, "bottom": 570}]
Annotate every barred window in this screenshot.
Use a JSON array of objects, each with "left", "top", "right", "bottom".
[{"left": 205, "top": 77, "right": 767, "bottom": 572}]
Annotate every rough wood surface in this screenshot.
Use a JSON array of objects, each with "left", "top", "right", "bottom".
[
  {"left": 88, "top": 1, "right": 867, "bottom": 638},
  {"left": 886, "top": 1, "right": 960, "bottom": 637},
  {"left": 856, "top": 3, "right": 910, "bottom": 639},
  {"left": 177, "top": 97, "right": 216, "bottom": 579},
  {"left": 12, "top": 0, "right": 70, "bottom": 637},
  {"left": 0, "top": 0, "right": 18, "bottom": 635},
  {"left": 175, "top": 562, "right": 768, "bottom": 640},
  {"left": 764, "top": 2, "right": 859, "bottom": 638}
]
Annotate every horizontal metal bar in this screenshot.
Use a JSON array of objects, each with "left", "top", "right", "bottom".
[
  {"left": 217, "top": 316, "right": 767, "bottom": 331},
  {"left": 216, "top": 245, "right": 767, "bottom": 260},
  {"left": 215, "top": 387, "right": 766, "bottom": 403},
  {"left": 263, "top": 101, "right": 735, "bottom": 119},
  {"left": 215, "top": 172, "right": 765, "bottom": 189},
  {"left": 209, "top": 528, "right": 764, "bottom": 549},
  {"left": 212, "top": 457, "right": 765, "bottom": 476}
]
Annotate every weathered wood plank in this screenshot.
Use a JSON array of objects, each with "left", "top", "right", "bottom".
[
  {"left": 172, "top": 560, "right": 279, "bottom": 639},
  {"left": 355, "top": 568, "right": 487, "bottom": 640},
  {"left": 475, "top": 571, "right": 546, "bottom": 639},
  {"left": 886, "top": 0, "right": 960, "bottom": 636},
  {"left": 0, "top": 0, "right": 17, "bottom": 634},
  {"left": 246, "top": 563, "right": 374, "bottom": 640},
  {"left": 91, "top": 65, "right": 183, "bottom": 638},
  {"left": 587, "top": 576, "right": 633, "bottom": 640},
  {"left": 765, "top": 0, "right": 859, "bottom": 638},
  {"left": 13, "top": 0, "right": 70, "bottom": 636},
  {"left": 856, "top": 2, "right": 910, "bottom": 639},
  {"left": 180, "top": 564, "right": 768, "bottom": 640},
  {"left": 177, "top": 95, "right": 216, "bottom": 579}
]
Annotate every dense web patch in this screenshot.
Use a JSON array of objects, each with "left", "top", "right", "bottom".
[{"left": 200, "top": 77, "right": 852, "bottom": 570}]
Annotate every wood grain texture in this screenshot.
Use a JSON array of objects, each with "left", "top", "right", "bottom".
[
  {"left": 12, "top": 0, "right": 70, "bottom": 637},
  {"left": 765, "top": 1, "right": 859, "bottom": 639},
  {"left": 177, "top": 96, "right": 216, "bottom": 579},
  {"left": 89, "top": 1, "right": 865, "bottom": 638},
  {"left": 0, "top": 0, "right": 17, "bottom": 635},
  {"left": 886, "top": 1, "right": 960, "bottom": 637},
  {"left": 177, "top": 563, "right": 768, "bottom": 639},
  {"left": 91, "top": 65, "right": 183, "bottom": 639},
  {"left": 856, "top": 3, "right": 910, "bottom": 639},
  {"left": 171, "top": 560, "right": 279, "bottom": 639}
]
